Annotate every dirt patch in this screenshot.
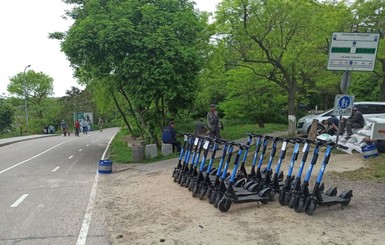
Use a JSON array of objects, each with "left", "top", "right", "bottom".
[{"left": 96, "top": 152, "right": 385, "bottom": 245}]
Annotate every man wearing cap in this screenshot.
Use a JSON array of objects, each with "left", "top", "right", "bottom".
[
  {"left": 340, "top": 107, "right": 365, "bottom": 139},
  {"left": 207, "top": 104, "right": 221, "bottom": 138}
]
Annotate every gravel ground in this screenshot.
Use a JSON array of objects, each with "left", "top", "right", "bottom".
[{"left": 95, "top": 148, "right": 385, "bottom": 245}]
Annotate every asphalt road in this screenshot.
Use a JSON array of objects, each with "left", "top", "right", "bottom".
[{"left": 0, "top": 128, "right": 119, "bottom": 245}]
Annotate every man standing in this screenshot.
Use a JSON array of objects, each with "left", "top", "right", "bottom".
[
  {"left": 340, "top": 107, "right": 365, "bottom": 139},
  {"left": 207, "top": 104, "right": 221, "bottom": 139}
]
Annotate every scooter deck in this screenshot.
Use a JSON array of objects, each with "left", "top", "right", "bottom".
[
  {"left": 231, "top": 194, "right": 269, "bottom": 203},
  {"left": 318, "top": 193, "right": 350, "bottom": 206}
]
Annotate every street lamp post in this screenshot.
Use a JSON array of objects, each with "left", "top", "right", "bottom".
[{"left": 23, "top": 65, "right": 31, "bottom": 134}]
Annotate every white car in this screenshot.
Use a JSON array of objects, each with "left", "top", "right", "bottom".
[{"left": 297, "top": 101, "right": 385, "bottom": 135}]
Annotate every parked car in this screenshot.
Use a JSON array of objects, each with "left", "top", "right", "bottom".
[{"left": 297, "top": 101, "right": 385, "bottom": 135}]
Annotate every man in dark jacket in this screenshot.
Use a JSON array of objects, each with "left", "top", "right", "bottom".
[
  {"left": 321, "top": 116, "right": 339, "bottom": 136},
  {"left": 340, "top": 107, "right": 365, "bottom": 139},
  {"left": 162, "top": 121, "right": 181, "bottom": 152}
]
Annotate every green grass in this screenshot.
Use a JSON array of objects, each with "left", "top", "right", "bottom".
[
  {"left": 220, "top": 123, "right": 287, "bottom": 140},
  {"left": 0, "top": 132, "right": 25, "bottom": 139},
  {"left": 332, "top": 154, "right": 385, "bottom": 182}
]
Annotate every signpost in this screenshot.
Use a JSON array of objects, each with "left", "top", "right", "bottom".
[
  {"left": 327, "top": 32, "right": 380, "bottom": 71},
  {"left": 326, "top": 32, "right": 380, "bottom": 143}
]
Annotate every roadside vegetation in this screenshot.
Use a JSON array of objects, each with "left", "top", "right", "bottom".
[
  {"left": 109, "top": 123, "right": 287, "bottom": 164},
  {"left": 1, "top": 0, "right": 385, "bottom": 183}
]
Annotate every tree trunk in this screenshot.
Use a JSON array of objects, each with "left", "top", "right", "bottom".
[
  {"left": 112, "top": 92, "right": 136, "bottom": 137},
  {"left": 378, "top": 59, "right": 385, "bottom": 101},
  {"left": 287, "top": 82, "right": 297, "bottom": 136},
  {"left": 119, "top": 88, "right": 144, "bottom": 138}
]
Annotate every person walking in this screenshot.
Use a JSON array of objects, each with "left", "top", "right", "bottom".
[
  {"left": 98, "top": 117, "right": 104, "bottom": 132},
  {"left": 74, "top": 120, "right": 80, "bottom": 137},
  {"left": 61, "top": 120, "right": 69, "bottom": 136},
  {"left": 207, "top": 104, "right": 221, "bottom": 139},
  {"left": 81, "top": 120, "right": 89, "bottom": 134}
]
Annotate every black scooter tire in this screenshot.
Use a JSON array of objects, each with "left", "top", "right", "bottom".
[
  {"left": 192, "top": 185, "right": 199, "bottom": 197},
  {"left": 218, "top": 198, "right": 232, "bottom": 212},
  {"left": 284, "top": 192, "right": 291, "bottom": 206},
  {"left": 188, "top": 180, "right": 194, "bottom": 191},
  {"left": 278, "top": 192, "right": 286, "bottom": 206},
  {"left": 305, "top": 200, "right": 317, "bottom": 215},
  {"left": 288, "top": 195, "right": 296, "bottom": 209},
  {"left": 207, "top": 189, "right": 212, "bottom": 200},
  {"left": 214, "top": 194, "right": 222, "bottom": 208},
  {"left": 294, "top": 197, "right": 304, "bottom": 213},
  {"left": 199, "top": 188, "right": 207, "bottom": 200},
  {"left": 209, "top": 192, "right": 217, "bottom": 204}
]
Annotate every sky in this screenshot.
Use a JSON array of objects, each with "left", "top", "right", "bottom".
[{"left": 0, "top": 0, "right": 221, "bottom": 98}]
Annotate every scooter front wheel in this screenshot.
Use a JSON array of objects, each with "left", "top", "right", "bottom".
[
  {"left": 288, "top": 195, "right": 296, "bottom": 209},
  {"left": 199, "top": 188, "right": 207, "bottom": 200},
  {"left": 209, "top": 192, "right": 217, "bottom": 204},
  {"left": 214, "top": 194, "right": 222, "bottom": 208},
  {"left": 278, "top": 191, "right": 286, "bottom": 206},
  {"left": 192, "top": 185, "right": 199, "bottom": 197},
  {"left": 218, "top": 197, "right": 232, "bottom": 212},
  {"left": 295, "top": 197, "right": 304, "bottom": 213},
  {"left": 305, "top": 200, "right": 317, "bottom": 215}
]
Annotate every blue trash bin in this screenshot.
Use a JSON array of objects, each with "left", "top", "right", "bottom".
[
  {"left": 362, "top": 144, "right": 379, "bottom": 159},
  {"left": 98, "top": 160, "right": 112, "bottom": 174}
]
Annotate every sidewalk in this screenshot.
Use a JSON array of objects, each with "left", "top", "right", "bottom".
[{"left": 0, "top": 134, "right": 57, "bottom": 147}]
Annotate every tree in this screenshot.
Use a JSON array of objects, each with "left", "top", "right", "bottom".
[
  {"left": 351, "top": 0, "right": 385, "bottom": 101},
  {"left": 0, "top": 99, "right": 14, "bottom": 131},
  {"left": 7, "top": 70, "right": 54, "bottom": 132},
  {"left": 52, "top": 0, "right": 208, "bottom": 142},
  {"left": 214, "top": 0, "right": 352, "bottom": 135}
]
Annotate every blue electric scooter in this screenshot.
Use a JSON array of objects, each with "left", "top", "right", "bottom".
[
  {"left": 217, "top": 144, "right": 271, "bottom": 212},
  {"left": 294, "top": 141, "right": 323, "bottom": 212},
  {"left": 278, "top": 138, "right": 302, "bottom": 206},
  {"left": 287, "top": 139, "right": 312, "bottom": 208},
  {"left": 304, "top": 142, "right": 353, "bottom": 215},
  {"left": 175, "top": 135, "right": 195, "bottom": 183}
]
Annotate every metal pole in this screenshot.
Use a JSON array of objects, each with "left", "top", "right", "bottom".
[{"left": 23, "top": 65, "right": 31, "bottom": 134}]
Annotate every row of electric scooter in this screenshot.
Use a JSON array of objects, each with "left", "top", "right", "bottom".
[{"left": 171, "top": 133, "right": 353, "bottom": 215}]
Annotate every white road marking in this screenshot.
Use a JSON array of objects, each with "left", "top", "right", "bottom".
[
  {"left": 86, "top": 144, "right": 89, "bottom": 147},
  {"left": 69, "top": 155, "right": 74, "bottom": 159},
  {"left": 76, "top": 133, "right": 117, "bottom": 245},
  {"left": 78, "top": 149, "right": 83, "bottom": 152},
  {"left": 0, "top": 140, "right": 71, "bottom": 175},
  {"left": 10, "top": 194, "right": 29, "bottom": 208},
  {"left": 52, "top": 166, "right": 60, "bottom": 172}
]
